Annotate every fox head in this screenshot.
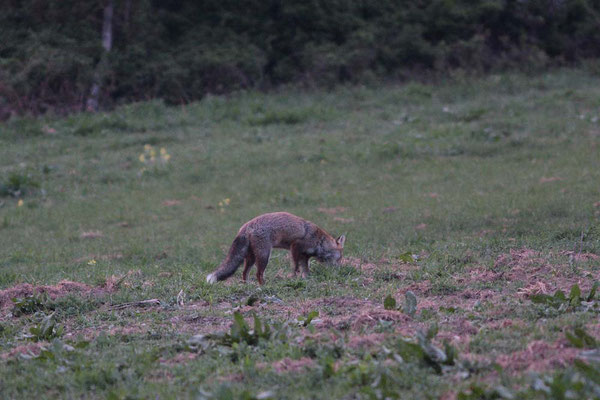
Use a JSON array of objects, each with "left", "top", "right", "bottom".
[{"left": 316, "top": 234, "right": 346, "bottom": 264}]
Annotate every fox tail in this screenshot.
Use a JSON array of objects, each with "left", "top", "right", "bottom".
[{"left": 206, "top": 235, "right": 249, "bottom": 284}]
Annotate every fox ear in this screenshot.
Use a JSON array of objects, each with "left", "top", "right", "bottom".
[{"left": 336, "top": 235, "right": 346, "bottom": 248}]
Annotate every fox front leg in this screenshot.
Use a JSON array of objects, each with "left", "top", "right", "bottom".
[
  {"left": 290, "top": 243, "right": 310, "bottom": 278},
  {"left": 291, "top": 258, "right": 300, "bottom": 277},
  {"left": 300, "top": 257, "right": 310, "bottom": 278}
]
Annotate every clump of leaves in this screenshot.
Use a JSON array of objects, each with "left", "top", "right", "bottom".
[
  {"left": 403, "top": 291, "right": 417, "bottom": 317},
  {"left": 284, "top": 280, "right": 306, "bottom": 289},
  {"left": 458, "top": 384, "right": 514, "bottom": 400},
  {"left": 246, "top": 294, "right": 260, "bottom": 306},
  {"left": 198, "top": 386, "right": 274, "bottom": 400},
  {"left": 461, "top": 359, "right": 600, "bottom": 399},
  {"left": 440, "top": 306, "right": 461, "bottom": 313},
  {"left": 530, "top": 361, "right": 600, "bottom": 399},
  {"left": 394, "top": 324, "right": 457, "bottom": 373},
  {"left": 342, "top": 327, "right": 462, "bottom": 398},
  {"left": 34, "top": 339, "right": 85, "bottom": 362},
  {"left": 0, "top": 172, "right": 39, "bottom": 198},
  {"left": 383, "top": 295, "right": 397, "bottom": 310},
  {"left": 28, "top": 313, "right": 64, "bottom": 341},
  {"left": 397, "top": 252, "right": 418, "bottom": 263},
  {"left": 319, "top": 356, "right": 337, "bottom": 379},
  {"left": 530, "top": 283, "right": 599, "bottom": 312},
  {"left": 186, "top": 334, "right": 213, "bottom": 354},
  {"left": 211, "top": 312, "right": 271, "bottom": 347},
  {"left": 358, "top": 366, "right": 404, "bottom": 399},
  {"left": 383, "top": 291, "right": 417, "bottom": 317},
  {"left": 297, "top": 310, "right": 319, "bottom": 327},
  {"left": 566, "top": 327, "right": 598, "bottom": 349},
  {"left": 12, "top": 294, "right": 52, "bottom": 317}
]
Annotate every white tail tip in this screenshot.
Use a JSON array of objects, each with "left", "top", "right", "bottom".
[{"left": 206, "top": 273, "right": 217, "bottom": 284}]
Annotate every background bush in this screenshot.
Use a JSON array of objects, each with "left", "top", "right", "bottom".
[{"left": 2, "top": 0, "right": 600, "bottom": 115}]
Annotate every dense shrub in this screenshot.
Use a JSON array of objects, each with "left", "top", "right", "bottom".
[{"left": 2, "top": 0, "right": 600, "bottom": 115}]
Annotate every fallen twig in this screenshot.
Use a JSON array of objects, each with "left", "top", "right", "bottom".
[{"left": 109, "top": 299, "right": 161, "bottom": 310}]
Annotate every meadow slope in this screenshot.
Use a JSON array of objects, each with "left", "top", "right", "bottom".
[{"left": 1, "top": 69, "right": 600, "bottom": 399}]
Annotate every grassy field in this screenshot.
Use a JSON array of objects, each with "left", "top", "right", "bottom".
[{"left": 1, "top": 69, "right": 600, "bottom": 399}]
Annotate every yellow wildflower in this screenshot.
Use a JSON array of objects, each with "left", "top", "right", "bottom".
[
  {"left": 150, "top": 148, "right": 156, "bottom": 157},
  {"left": 139, "top": 154, "right": 146, "bottom": 163},
  {"left": 17, "top": 199, "right": 24, "bottom": 207},
  {"left": 87, "top": 259, "right": 97, "bottom": 266},
  {"left": 224, "top": 198, "right": 231, "bottom": 205}
]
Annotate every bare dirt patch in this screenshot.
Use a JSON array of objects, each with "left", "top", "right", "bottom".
[
  {"left": 560, "top": 250, "right": 600, "bottom": 262},
  {"left": 79, "top": 230, "right": 104, "bottom": 239},
  {"left": 0, "top": 280, "right": 95, "bottom": 309},
  {"left": 257, "top": 357, "right": 314, "bottom": 373},
  {"left": 317, "top": 207, "right": 348, "bottom": 215},
  {"left": 296, "top": 297, "right": 418, "bottom": 332},
  {"left": 217, "top": 373, "right": 245, "bottom": 383},
  {"left": 333, "top": 217, "right": 354, "bottom": 223},
  {"left": 539, "top": 176, "right": 563, "bottom": 183},
  {"left": 160, "top": 352, "right": 198, "bottom": 366},
  {"left": 493, "top": 248, "right": 597, "bottom": 294},
  {"left": 348, "top": 333, "right": 386, "bottom": 349},
  {"left": 170, "top": 313, "right": 231, "bottom": 335},
  {"left": 102, "top": 271, "right": 144, "bottom": 291},
  {"left": 0, "top": 342, "right": 46, "bottom": 360},
  {"left": 344, "top": 256, "right": 378, "bottom": 273},
  {"left": 493, "top": 248, "right": 546, "bottom": 271},
  {"left": 109, "top": 326, "right": 150, "bottom": 336},
  {"left": 162, "top": 199, "right": 182, "bottom": 207},
  {"left": 517, "top": 281, "right": 551, "bottom": 297},
  {"left": 400, "top": 280, "right": 432, "bottom": 296},
  {"left": 457, "top": 267, "right": 504, "bottom": 285},
  {"left": 495, "top": 340, "right": 579, "bottom": 373},
  {"left": 344, "top": 257, "right": 417, "bottom": 282}
]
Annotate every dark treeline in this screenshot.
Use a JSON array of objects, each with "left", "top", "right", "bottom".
[{"left": 2, "top": 0, "right": 600, "bottom": 116}]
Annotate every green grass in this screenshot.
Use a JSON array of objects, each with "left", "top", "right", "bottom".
[{"left": 1, "top": 68, "right": 600, "bottom": 398}]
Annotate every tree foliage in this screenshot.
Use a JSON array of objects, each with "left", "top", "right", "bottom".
[{"left": 2, "top": 0, "right": 600, "bottom": 115}]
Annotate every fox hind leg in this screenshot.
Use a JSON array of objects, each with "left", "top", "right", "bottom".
[
  {"left": 254, "top": 249, "right": 271, "bottom": 285},
  {"left": 242, "top": 250, "right": 255, "bottom": 282}
]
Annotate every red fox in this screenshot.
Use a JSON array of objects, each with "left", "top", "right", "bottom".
[{"left": 206, "top": 212, "right": 346, "bottom": 285}]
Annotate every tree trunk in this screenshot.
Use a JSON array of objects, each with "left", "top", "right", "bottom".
[
  {"left": 86, "top": 0, "right": 114, "bottom": 112},
  {"left": 124, "top": 0, "right": 132, "bottom": 32}
]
